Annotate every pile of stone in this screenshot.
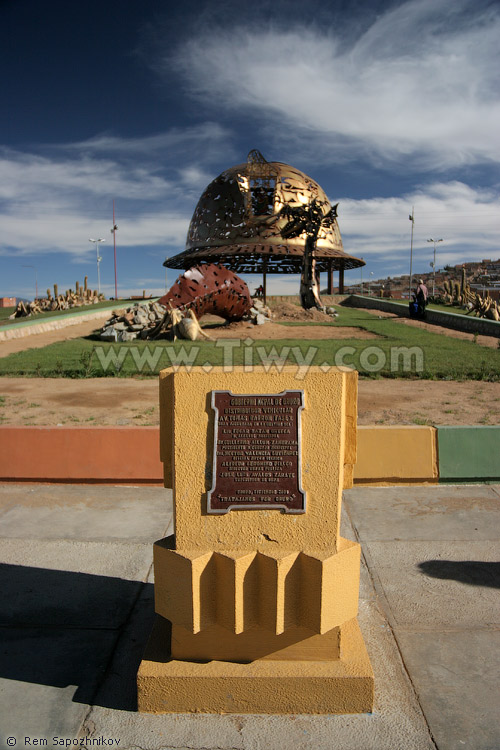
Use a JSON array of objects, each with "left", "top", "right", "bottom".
[
  {"left": 10, "top": 279, "right": 104, "bottom": 318},
  {"left": 99, "top": 301, "right": 167, "bottom": 342},
  {"left": 99, "top": 297, "right": 275, "bottom": 341},
  {"left": 247, "top": 298, "right": 273, "bottom": 325}
]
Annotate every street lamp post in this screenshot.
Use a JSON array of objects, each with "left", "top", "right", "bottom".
[
  {"left": 409, "top": 207, "right": 415, "bottom": 299},
  {"left": 426, "top": 238, "right": 443, "bottom": 297},
  {"left": 22, "top": 264, "right": 38, "bottom": 300},
  {"left": 89, "top": 238, "right": 106, "bottom": 295},
  {"left": 110, "top": 201, "right": 118, "bottom": 299},
  {"left": 368, "top": 271, "right": 374, "bottom": 296}
]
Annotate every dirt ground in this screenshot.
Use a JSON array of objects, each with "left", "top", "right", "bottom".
[
  {"left": 1, "top": 376, "right": 498, "bottom": 427},
  {"left": 1, "top": 303, "right": 499, "bottom": 426}
]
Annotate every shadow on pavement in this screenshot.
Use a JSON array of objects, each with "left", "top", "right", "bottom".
[
  {"left": 418, "top": 560, "right": 500, "bottom": 589},
  {"left": 0, "top": 563, "right": 156, "bottom": 711}
]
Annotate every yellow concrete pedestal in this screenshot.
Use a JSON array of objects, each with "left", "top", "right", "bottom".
[
  {"left": 137, "top": 367, "right": 374, "bottom": 714},
  {"left": 138, "top": 617, "right": 374, "bottom": 714}
]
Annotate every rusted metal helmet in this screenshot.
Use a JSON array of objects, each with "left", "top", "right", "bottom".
[{"left": 165, "top": 150, "right": 364, "bottom": 274}]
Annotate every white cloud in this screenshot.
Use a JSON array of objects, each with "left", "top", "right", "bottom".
[
  {"left": 171, "top": 0, "right": 500, "bottom": 169},
  {"left": 64, "top": 122, "right": 233, "bottom": 164},
  {"left": 336, "top": 181, "right": 500, "bottom": 273},
  {"left": 0, "top": 149, "right": 172, "bottom": 205}
]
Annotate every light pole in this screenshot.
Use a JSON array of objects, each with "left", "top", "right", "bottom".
[
  {"left": 426, "top": 238, "right": 443, "bottom": 297},
  {"left": 22, "top": 264, "right": 38, "bottom": 300},
  {"left": 360, "top": 259, "right": 364, "bottom": 295},
  {"left": 409, "top": 207, "right": 415, "bottom": 299},
  {"left": 110, "top": 201, "right": 118, "bottom": 299},
  {"left": 89, "top": 238, "right": 106, "bottom": 295},
  {"left": 368, "top": 271, "right": 374, "bottom": 295}
]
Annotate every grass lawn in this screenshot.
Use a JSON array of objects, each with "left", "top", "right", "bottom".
[
  {"left": 0, "top": 306, "right": 498, "bottom": 381},
  {"left": 0, "top": 307, "right": 16, "bottom": 321},
  {"left": 0, "top": 298, "right": 142, "bottom": 327}
]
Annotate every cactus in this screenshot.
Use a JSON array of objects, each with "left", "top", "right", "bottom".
[
  {"left": 46, "top": 288, "right": 51, "bottom": 300},
  {"left": 54, "top": 284, "right": 58, "bottom": 298},
  {"left": 84, "top": 276, "right": 88, "bottom": 292}
]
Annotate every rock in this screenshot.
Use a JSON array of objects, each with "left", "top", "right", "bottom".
[
  {"left": 253, "top": 298, "right": 264, "bottom": 309},
  {"left": 255, "top": 313, "right": 269, "bottom": 325},
  {"left": 100, "top": 326, "right": 118, "bottom": 341},
  {"left": 117, "top": 330, "right": 138, "bottom": 342}
]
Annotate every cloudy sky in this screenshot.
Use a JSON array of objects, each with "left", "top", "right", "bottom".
[{"left": 1, "top": 0, "right": 499, "bottom": 299}]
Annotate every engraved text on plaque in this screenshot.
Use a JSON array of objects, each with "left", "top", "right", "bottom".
[{"left": 207, "top": 390, "right": 305, "bottom": 514}]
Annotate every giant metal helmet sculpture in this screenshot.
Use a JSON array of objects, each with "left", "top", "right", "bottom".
[{"left": 165, "top": 150, "right": 364, "bottom": 307}]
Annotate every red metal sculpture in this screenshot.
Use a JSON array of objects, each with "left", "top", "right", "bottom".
[{"left": 158, "top": 263, "right": 252, "bottom": 322}]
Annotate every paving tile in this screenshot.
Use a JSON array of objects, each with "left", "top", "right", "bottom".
[
  {"left": 364, "top": 540, "right": 500, "bottom": 628},
  {"left": 0, "top": 484, "right": 173, "bottom": 542},
  {"left": 0, "top": 541, "right": 155, "bottom": 627},
  {"left": 394, "top": 629, "right": 500, "bottom": 750},
  {"left": 0, "top": 627, "right": 118, "bottom": 748},
  {"left": 344, "top": 485, "right": 500, "bottom": 541}
]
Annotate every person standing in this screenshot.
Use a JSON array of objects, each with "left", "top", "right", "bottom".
[{"left": 415, "top": 279, "right": 428, "bottom": 317}]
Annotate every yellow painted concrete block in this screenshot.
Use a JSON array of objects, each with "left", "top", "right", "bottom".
[
  {"left": 300, "top": 538, "right": 361, "bottom": 633},
  {"left": 354, "top": 425, "right": 438, "bottom": 484},
  {"left": 342, "top": 366, "right": 358, "bottom": 491},
  {"left": 137, "top": 616, "right": 374, "bottom": 714},
  {"left": 170, "top": 622, "right": 341, "bottom": 662},
  {"left": 140, "top": 366, "right": 374, "bottom": 714},
  {"left": 154, "top": 538, "right": 361, "bottom": 636},
  {"left": 159, "top": 366, "right": 356, "bottom": 553}
]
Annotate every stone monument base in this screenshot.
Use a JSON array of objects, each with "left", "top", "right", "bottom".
[{"left": 137, "top": 616, "right": 374, "bottom": 714}]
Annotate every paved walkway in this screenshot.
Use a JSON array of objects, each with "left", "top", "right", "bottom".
[{"left": 0, "top": 483, "right": 498, "bottom": 750}]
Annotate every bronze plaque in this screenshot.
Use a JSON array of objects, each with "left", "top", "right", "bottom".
[{"left": 207, "top": 390, "right": 306, "bottom": 514}]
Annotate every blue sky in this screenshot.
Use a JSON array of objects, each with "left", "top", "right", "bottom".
[{"left": 1, "top": 0, "right": 499, "bottom": 300}]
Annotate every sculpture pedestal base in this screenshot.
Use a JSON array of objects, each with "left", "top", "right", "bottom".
[{"left": 137, "top": 617, "right": 374, "bottom": 715}]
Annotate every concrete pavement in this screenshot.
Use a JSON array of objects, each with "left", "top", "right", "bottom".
[{"left": 0, "top": 482, "right": 498, "bottom": 750}]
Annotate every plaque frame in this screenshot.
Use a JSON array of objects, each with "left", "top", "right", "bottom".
[{"left": 207, "top": 389, "right": 306, "bottom": 514}]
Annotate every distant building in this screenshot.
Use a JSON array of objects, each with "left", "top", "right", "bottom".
[{"left": 0, "top": 297, "right": 16, "bottom": 307}]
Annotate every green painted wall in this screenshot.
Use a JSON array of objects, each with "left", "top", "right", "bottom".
[{"left": 437, "top": 426, "right": 500, "bottom": 481}]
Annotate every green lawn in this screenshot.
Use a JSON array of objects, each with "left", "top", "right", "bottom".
[
  {"left": 0, "top": 306, "right": 497, "bottom": 381},
  {"left": 0, "top": 298, "right": 141, "bottom": 327},
  {"left": 0, "top": 307, "right": 16, "bottom": 321}
]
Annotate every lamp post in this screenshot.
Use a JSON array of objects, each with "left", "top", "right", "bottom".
[
  {"left": 110, "top": 201, "right": 118, "bottom": 299},
  {"left": 360, "top": 259, "right": 364, "bottom": 295},
  {"left": 22, "top": 264, "right": 38, "bottom": 300},
  {"left": 426, "top": 238, "right": 443, "bottom": 297},
  {"left": 409, "top": 207, "right": 415, "bottom": 299},
  {"left": 368, "top": 271, "right": 374, "bottom": 296},
  {"left": 89, "top": 238, "right": 106, "bottom": 294}
]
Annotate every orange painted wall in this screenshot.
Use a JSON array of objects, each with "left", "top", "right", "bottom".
[{"left": 0, "top": 426, "right": 163, "bottom": 483}]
